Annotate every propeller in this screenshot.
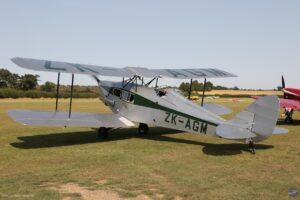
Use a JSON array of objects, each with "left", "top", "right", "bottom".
[{"left": 282, "top": 75, "right": 285, "bottom": 89}]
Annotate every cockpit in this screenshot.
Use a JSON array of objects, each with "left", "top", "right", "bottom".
[
  {"left": 156, "top": 88, "right": 167, "bottom": 97},
  {"left": 110, "top": 88, "right": 135, "bottom": 103}
]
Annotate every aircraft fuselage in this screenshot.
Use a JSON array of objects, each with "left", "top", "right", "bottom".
[
  {"left": 283, "top": 88, "right": 300, "bottom": 100},
  {"left": 97, "top": 81, "right": 225, "bottom": 137}
]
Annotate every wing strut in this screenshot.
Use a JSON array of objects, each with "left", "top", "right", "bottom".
[
  {"left": 145, "top": 77, "right": 156, "bottom": 87},
  {"left": 155, "top": 77, "right": 158, "bottom": 88},
  {"left": 55, "top": 72, "right": 60, "bottom": 111},
  {"left": 201, "top": 78, "right": 207, "bottom": 106},
  {"left": 188, "top": 79, "right": 193, "bottom": 100},
  {"left": 68, "top": 74, "right": 74, "bottom": 119},
  {"left": 135, "top": 76, "right": 138, "bottom": 91},
  {"left": 123, "top": 75, "right": 136, "bottom": 89}
]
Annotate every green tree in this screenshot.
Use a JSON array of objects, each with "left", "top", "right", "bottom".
[
  {"left": 18, "top": 74, "right": 39, "bottom": 90},
  {"left": 277, "top": 86, "right": 282, "bottom": 91},
  {"left": 0, "top": 80, "right": 7, "bottom": 88},
  {"left": 179, "top": 80, "right": 215, "bottom": 94},
  {"left": 0, "top": 69, "right": 19, "bottom": 88},
  {"left": 205, "top": 81, "right": 213, "bottom": 91},
  {"left": 233, "top": 86, "right": 239, "bottom": 90},
  {"left": 179, "top": 82, "right": 190, "bottom": 93},
  {"left": 41, "top": 81, "right": 56, "bottom": 92},
  {"left": 213, "top": 85, "right": 228, "bottom": 90}
]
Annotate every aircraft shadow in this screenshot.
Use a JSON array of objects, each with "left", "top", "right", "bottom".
[
  {"left": 277, "top": 119, "right": 300, "bottom": 126},
  {"left": 11, "top": 128, "right": 273, "bottom": 156}
]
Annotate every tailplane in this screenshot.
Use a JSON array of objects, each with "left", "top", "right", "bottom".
[{"left": 216, "top": 96, "right": 285, "bottom": 142}]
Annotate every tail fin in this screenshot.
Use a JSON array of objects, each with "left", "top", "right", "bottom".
[{"left": 216, "top": 96, "right": 280, "bottom": 142}]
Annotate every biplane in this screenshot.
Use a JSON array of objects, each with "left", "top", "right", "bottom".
[
  {"left": 279, "top": 76, "right": 300, "bottom": 123},
  {"left": 8, "top": 57, "right": 287, "bottom": 153},
  {"left": 253, "top": 76, "right": 300, "bottom": 124}
]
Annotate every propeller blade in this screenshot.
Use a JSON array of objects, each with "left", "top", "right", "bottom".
[{"left": 282, "top": 75, "right": 285, "bottom": 89}]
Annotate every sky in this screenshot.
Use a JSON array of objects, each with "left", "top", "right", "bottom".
[{"left": 0, "top": 0, "right": 299, "bottom": 89}]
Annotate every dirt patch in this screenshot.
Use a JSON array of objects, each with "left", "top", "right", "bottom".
[
  {"left": 93, "top": 179, "right": 108, "bottom": 185},
  {"left": 62, "top": 197, "right": 73, "bottom": 200},
  {"left": 53, "top": 183, "right": 152, "bottom": 200},
  {"left": 174, "top": 196, "right": 183, "bottom": 200}
]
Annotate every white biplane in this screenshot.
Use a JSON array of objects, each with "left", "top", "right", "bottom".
[{"left": 8, "top": 57, "right": 287, "bottom": 154}]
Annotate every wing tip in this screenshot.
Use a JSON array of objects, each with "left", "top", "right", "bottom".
[{"left": 11, "top": 57, "right": 21, "bottom": 65}]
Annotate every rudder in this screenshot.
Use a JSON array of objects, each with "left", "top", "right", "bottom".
[{"left": 230, "top": 96, "right": 279, "bottom": 142}]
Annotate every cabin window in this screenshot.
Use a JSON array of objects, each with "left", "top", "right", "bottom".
[
  {"left": 109, "top": 88, "right": 114, "bottom": 94},
  {"left": 113, "top": 89, "right": 121, "bottom": 97},
  {"left": 129, "top": 94, "right": 134, "bottom": 102},
  {"left": 122, "top": 90, "right": 129, "bottom": 101},
  {"left": 121, "top": 90, "right": 134, "bottom": 103},
  {"left": 112, "top": 88, "right": 134, "bottom": 103}
]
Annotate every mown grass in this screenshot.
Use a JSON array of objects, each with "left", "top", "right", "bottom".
[{"left": 0, "top": 98, "right": 299, "bottom": 200}]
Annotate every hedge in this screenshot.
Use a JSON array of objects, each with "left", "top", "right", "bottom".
[{"left": 0, "top": 88, "right": 99, "bottom": 99}]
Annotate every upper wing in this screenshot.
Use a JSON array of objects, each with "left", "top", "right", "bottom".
[
  {"left": 11, "top": 57, "right": 133, "bottom": 77},
  {"left": 8, "top": 110, "right": 135, "bottom": 128},
  {"left": 280, "top": 98, "right": 300, "bottom": 110},
  {"left": 152, "top": 68, "right": 236, "bottom": 79},
  {"left": 11, "top": 57, "right": 237, "bottom": 79}
]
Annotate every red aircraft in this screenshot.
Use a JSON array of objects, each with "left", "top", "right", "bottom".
[
  {"left": 253, "top": 76, "right": 300, "bottom": 124},
  {"left": 280, "top": 76, "right": 300, "bottom": 123}
]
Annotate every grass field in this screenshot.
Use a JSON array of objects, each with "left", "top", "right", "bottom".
[{"left": 0, "top": 98, "right": 299, "bottom": 200}]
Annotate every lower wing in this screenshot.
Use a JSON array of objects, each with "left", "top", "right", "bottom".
[
  {"left": 202, "top": 102, "right": 232, "bottom": 115},
  {"left": 252, "top": 96, "right": 300, "bottom": 110},
  {"left": 279, "top": 98, "right": 300, "bottom": 110},
  {"left": 8, "top": 110, "right": 135, "bottom": 128}
]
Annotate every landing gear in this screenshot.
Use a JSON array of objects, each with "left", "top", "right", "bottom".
[
  {"left": 98, "top": 127, "right": 110, "bottom": 139},
  {"left": 284, "top": 108, "right": 294, "bottom": 124},
  {"left": 138, "top": 123, "right": 149, "bottom": 135},
  {"left": 285, "top": 116, "right": 293, "bottom": 124},
  {"left": 248, "top": 138, "right": 256, "bottom": 154}
]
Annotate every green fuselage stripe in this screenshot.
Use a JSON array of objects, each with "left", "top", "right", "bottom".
[{"left": 133, "top": 94, "right": 218, "bottom": 126}]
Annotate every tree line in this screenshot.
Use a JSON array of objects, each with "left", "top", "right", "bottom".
[
  {"left": 0, "top": 68, "right": 99, "bottom": 98},
  {"left": 0, "top": 69, "right": 40, "bottom": 90},
  {"left": 179, "top": 80, "right": 239, "bottom": 94}
]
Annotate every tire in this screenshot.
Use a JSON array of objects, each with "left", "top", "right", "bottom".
[
  {"left": 98, "top": 127, "right": 109, "bottom": 139},
  {"left": 285, "top": 116, "right": 293, "bottom": 124},
  {"left": 138, "top": 123, "right": 149, "bottom": 135}
]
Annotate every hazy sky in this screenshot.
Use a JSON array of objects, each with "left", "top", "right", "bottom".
[{"left": 0, "top": 0, "right": 299, "bottom": 89}]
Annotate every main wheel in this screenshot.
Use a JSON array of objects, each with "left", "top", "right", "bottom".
[
  {"left": 285, "top": 116, "right": 293, "bottom": 124},
  {"left": 98, "top": 127, "right": 109, "bottom": 139},
  {"left": 138, "top": 123, "right": 149, "bottom": 135}
]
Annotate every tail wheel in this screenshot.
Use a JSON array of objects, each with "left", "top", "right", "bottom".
[
  {"left": 138, "top": 123, "right": 149, "bottom": 135},
  {"left": 248, "top": 139, "right": 256, "bottom": 154},
  {"left": 98, "top": 127, "right": 109, "bottom": 139},
  {"left": 285, "top": 116, "right": 293, "bottom": 124}
]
